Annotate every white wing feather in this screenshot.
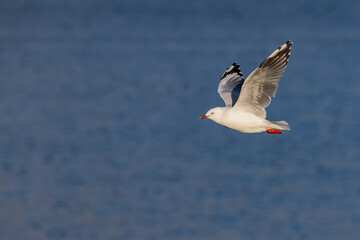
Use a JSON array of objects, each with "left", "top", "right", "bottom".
[
  {"left": 233, "top": 41, "right": 292, "bottom": 118},
  {"left": 217, "top": 63, "right": 244, "bottom": 107}
]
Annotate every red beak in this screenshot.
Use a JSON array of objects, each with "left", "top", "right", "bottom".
[{"left": 199, "top": 115, "right": 208, "bottom": 119}]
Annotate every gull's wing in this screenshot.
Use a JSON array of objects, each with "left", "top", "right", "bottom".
[
  {"left": 233, "top": 41, "right": 292, "bottom": 118},
  {"left": 217, "top": 63, "right": 245, "bottom": 107}
]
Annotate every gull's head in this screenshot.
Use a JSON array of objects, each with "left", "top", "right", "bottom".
[{"left": 199, "top": 107, "right": 226, "bottom": 121}]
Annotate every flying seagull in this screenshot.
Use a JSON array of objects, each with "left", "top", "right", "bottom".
[{"left": 199, "top": 41, "right": 292, "bottom": 134}]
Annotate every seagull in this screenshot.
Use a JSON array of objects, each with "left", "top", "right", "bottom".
[{"left": 199, "top": 41, "right": 292, "bottom": 134}]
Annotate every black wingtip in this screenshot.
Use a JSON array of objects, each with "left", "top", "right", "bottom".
[
  {"left": 278, "top": 40, "right": 293, "bottom": 50},
  {"left": 259, "top": 41, "right": 293, "bottom": 68},
  {"left": 221, "top": 62, "right": 243, "bottom": 80},
  {"left": 286, "top": 40, "right": 293, "bottom": 47}
]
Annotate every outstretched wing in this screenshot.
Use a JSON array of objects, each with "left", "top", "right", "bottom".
[
  {"left": 234, "top": 41, "right": 292, "bottom": 118},
  {"left": 217, "top": 63, "right": 245, "bottom": 107}
]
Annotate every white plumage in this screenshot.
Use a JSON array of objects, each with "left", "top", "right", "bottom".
[{"left": 200, "top": 41, "right": 292, "bottom": 134}]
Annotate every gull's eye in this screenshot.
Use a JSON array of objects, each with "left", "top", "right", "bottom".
[{"left": 211, "top": 112, "right": 214, "bottom": 115}]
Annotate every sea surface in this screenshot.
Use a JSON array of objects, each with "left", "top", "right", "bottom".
[{"left": 1, "top": 0, "right": 360, "bottom": 239}]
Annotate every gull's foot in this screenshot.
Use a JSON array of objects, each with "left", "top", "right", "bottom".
[{"left": 266, "top": 129, "right": 281, "bottom": 134}]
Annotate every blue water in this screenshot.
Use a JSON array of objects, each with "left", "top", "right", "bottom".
[{"left": 1, "top": 0, "right": 360, "bottom": 239}]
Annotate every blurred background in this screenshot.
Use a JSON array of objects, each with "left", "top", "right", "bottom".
[{"left": 1, "top": 0, "right": 360, "bottom": 239}]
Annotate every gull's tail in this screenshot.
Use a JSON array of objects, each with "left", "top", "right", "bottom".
[{"left": 271, "top": 121, "right": 290, "bottom": 131}]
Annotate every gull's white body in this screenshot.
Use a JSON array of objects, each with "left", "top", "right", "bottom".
[
  {"left": 200, "top": 41, "right": 293, "bottom": 134},
  {"left": 205, "top": 107, "right": 290, "bottom": 133}
]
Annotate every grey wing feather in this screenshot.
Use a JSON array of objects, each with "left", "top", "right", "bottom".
[
  {"left": 234, "top": 41, "right": 292, "bottom": 118},
  {"left": 217, "top": 63, "right": 245, "bottom": 107}
]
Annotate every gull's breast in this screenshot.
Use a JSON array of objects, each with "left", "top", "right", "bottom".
[{"left": 220, "top": 110, "right": 269, "bottom": 133}]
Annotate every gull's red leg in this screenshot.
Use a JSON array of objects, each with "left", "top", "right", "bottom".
[{"left": 266, "top": 129, "right": 281, "bottom": 134}]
